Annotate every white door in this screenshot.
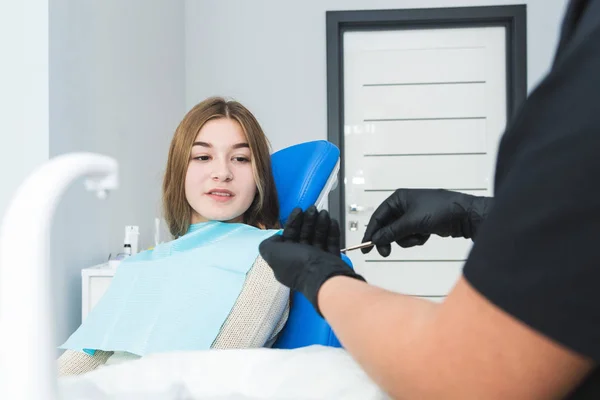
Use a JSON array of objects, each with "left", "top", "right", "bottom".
[{"left": 342, "top": 27, "right": 507, "bottom": 302}]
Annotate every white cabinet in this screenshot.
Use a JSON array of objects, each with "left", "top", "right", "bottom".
[{"left": 81, "top": 264, "right": 115, "bottom": 321}]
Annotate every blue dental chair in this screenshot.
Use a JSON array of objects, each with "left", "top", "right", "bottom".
[{"left": 269, "top": 140, "right": 352, "bottom": 349}]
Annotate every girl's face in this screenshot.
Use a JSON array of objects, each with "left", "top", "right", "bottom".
[{"left": 185, "top": 118, "right": 257, "bottom": 224}]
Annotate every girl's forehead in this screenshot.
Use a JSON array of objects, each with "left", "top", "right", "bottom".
[{"left": 194, "top": 118, "right": 247, "bottom": 146}]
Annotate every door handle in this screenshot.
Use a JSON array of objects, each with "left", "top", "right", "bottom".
[
  {"left": 348, "top": 204, "right": 364, "bottom": 214},
  {"left": 348, "top": 204, "right": 373, "bottom": 214}
]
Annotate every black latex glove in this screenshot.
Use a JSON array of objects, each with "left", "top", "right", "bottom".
[
  {"left": 362, "top": 189, "right": 493, "bottom": 257},
  {"left": 259, "top": 206, "right": 366, "bottom": 316}
]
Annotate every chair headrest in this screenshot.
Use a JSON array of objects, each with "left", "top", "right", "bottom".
[{"left": 271, "top": 141, "right": 340, "bottom": 227}]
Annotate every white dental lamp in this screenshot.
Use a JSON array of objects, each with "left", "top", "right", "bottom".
[{"left": 0, "top": 153, "right": 118, "bottom": 400}]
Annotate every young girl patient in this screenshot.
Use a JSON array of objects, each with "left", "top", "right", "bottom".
[{"left": 58, "top": 97, "right": 289, "bottom": 375}]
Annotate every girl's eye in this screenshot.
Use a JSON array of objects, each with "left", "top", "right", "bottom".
[
  {"left": 233, "top": 157, "right": 250, "bottom": 163},
  {"left": 193, "top": 155, "right": 210, "bottom": 161}
]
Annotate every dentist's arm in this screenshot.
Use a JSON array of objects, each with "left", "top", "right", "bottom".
[
  {"left": 318, "top": 275, "right": 592, "bottom": 399},
  {"left": 259, "top": 207, "right": 594, "bottom": 399}
]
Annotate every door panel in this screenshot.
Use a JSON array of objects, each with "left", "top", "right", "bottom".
[
  {"left": 360, "top": 154, "right": 489, "bottom": 189},
  {"left": 357, "top": 261, "right": 463, "bottom": 296},
  {"left": 361, "top": 84, "right": 486, "bottom": 120},
  {"left": 342, "top": 26, "right": 506, "bottom": 294},
  {"left": 361, "top": 119, "right": 488, "bottom": 155},
  {"left": 349, "top": 47, "right": 486, "bottom": 84}
]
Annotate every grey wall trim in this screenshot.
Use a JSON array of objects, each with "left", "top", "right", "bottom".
[{"left": 326, "top": 5, "right": 527, "bottom": 246}]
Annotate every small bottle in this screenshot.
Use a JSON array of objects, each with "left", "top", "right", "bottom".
[
  {"left": 125, "top": 225, "right": 140, "bottom": 254},
  {"left": 123, "top": 243, "right": 132, "bottom": 256}
]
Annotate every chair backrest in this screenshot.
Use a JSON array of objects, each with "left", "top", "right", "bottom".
[
  {"left": 269, "top": 140, "right": 349, "bottom": 349},
  {"left": 271, "top": 140, "right": 340, "bottom": 227}
]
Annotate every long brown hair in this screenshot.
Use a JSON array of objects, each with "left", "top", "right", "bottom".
[{"left": 162, "top": 97, "right": 280, "bottom": 238}]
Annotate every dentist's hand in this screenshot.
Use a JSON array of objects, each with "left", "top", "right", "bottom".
[
  {"left": 362, "top": 189, "right": 493, "bottom": 257},
  {"left": 259, "top": 206, "right": 365, "bottom": 316}
]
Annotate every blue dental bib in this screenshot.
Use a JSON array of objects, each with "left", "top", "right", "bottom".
[{"left": 60, "top": 221, "right": 280, "bottom": 356}]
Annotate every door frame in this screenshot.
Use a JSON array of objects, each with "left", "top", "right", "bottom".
[{"left": 326, "top": 5, "right": 527, "bottom": 246}]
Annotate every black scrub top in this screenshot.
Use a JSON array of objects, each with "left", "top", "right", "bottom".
[{"left": 463, "top": 0, "right": 600, "bottom": 398}]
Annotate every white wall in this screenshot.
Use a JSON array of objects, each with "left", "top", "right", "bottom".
[
  {"left": 0, "top": 0, "right": 50, "bottom": 219},
  {"left": 49, "top": 0, "right": 186, "bottom": 346},
  {"left": 184, "top": 0, "right": 570, "bottom": 152}
]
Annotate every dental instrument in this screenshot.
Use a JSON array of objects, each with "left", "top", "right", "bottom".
[{"left": 340, "top": 241, "right": 372, "bottom": 253}]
